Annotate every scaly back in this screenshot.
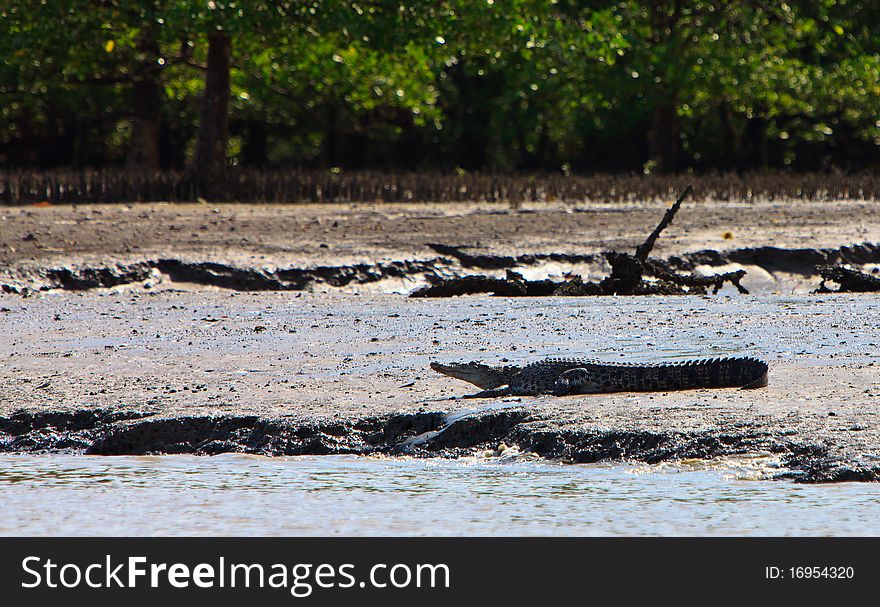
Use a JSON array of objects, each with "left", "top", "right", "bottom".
[
  {"left": 581, "top": 357, "right": 768, "bottom": 392},
  {"left": 512, "top": 356, "right": 768, "bottom": 394}
]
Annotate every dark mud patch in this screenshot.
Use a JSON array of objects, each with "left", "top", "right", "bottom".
[
  {"left": 426, "top": 243, "right": 599, "bottom": 269},
  {"left": 509, "top": 425, "right": 773, "bottom": 464},
  {"left": 83, "top": 410, "right": 530, "bottom": 457},
  {"left": 44, "top": 264, "right": 155, "bottom": 291},
  {"left": 0, "top": 409, "right": 155, "bottom": 452},
  {"left": 1, "top": 258, "right": 451, "bottom": 294},
  {"left": 678, "top": 242, "right": 880, "bottom": 275},
  {"left": 2, "top": 408, "right": 874, "bottom": 483},
  {"left": 409, "top": 265, "right": 715, "bottom": 297},
  {"left": 2, "top": 263, "right": 155, "bottom": 294},
  {"left": 411, "top": 272, "right": 564, "bottom": 298},
  {"left": 156, "top": 258, "right": 442, "bottom": 291}
]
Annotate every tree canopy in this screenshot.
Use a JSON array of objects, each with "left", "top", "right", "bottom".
[{"left": 2, "top": 0, "right": 878, "bottom": 175}]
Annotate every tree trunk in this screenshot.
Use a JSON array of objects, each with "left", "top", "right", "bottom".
[
  {"left": 192, "top": 31, "right": 231, "bottom": 195},
  {"left": 742, "top": 116, "right": 768, "bottom": 170},
  {"left": 127, "top": 77, "right": 162, "bottom": 171},
  {"left": 648, "top": 98, "right": 679, "bottom": 173},
  {"left": 241, "top": 120, "right": 268, "bottom": 167},
  {"left": 718, "top": 99, "right": 741, "bottom": 170},
  {"left": 646, "top": 1, "right": 680, "bottom": 174},
  {"left": 126, "top": 32, "right": 163, "bottom": 171}
]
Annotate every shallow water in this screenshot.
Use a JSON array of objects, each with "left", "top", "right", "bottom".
[{"left": 1, "top": 454, "right": 878, "bottom": 536}]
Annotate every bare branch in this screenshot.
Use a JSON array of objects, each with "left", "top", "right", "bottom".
[{"left": 635, "top": 183, "right": 693, "bottom": 262}]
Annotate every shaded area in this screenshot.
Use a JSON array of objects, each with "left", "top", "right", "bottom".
[
  {"left": 425, "top": 243, "right": 598, "bottom": 270},
  {"left": 412, "top": 271, "right": 571, "bottom": 298},
  {"left": 0, "top": 409, "right": 156, "bottom": 452},
  {"left": 4, "top": 3, "right": 879, "bottom": 180},
  {"left": 1, "top": 258, "right": 448, "bottom": 295}
]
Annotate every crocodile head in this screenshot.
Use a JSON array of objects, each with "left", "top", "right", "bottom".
[{"left": 430, "top": 361, "right": 520, "bottom": 389}]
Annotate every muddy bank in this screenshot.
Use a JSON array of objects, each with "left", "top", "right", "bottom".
[
  {"left": 2, "top": 242, "right": 878, "bottom": 296},
  {"left": 1, "top": 291, "right": 878, "bottom": 483},
  {"left": 1, "top": 257, "right": 447, "bottom": 294},
  {"left": 1, "top": 406, "right": 872, "bottom": 483}
]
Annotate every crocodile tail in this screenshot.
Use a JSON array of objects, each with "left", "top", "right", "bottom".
[
  {"left": 736, "top": 357, "right": 769, "bottom": 389},
  {"left": 604, "top": 357, "right": 769, "bottom": 391},
  {"left": 693, "top": 356, "right": 768, "bottom": 389}
]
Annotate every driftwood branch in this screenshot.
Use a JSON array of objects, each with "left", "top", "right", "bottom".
[
  {"left": 635, "top": 183, "right": 693, "bottom": 261},
  {"left": 598, "top": 183, "right": 746, "bottom": 295},
  {"left": 411, "top": 183, "right": 749, "bottom": 298},
  {"left": 645, "top": 259, "right": 749, "bottom": 294},
  {"left": 815, "top": 265, "right": 880, "bottom": 293}
]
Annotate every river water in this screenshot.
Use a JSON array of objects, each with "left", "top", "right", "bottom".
[{"left": 1, "top": 454, "right": 878, "bottom": 536}]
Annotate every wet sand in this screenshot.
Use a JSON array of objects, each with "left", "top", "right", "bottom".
[{"left": 1, "top": 290, "right": 878, "bottom": 482}]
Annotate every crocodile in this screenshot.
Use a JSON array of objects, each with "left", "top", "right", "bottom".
[{"left": 430, "top": 356, "right": 769, "bottom": 398}]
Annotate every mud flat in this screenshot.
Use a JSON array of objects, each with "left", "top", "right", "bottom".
[
  {"left": 1, "top": 200, "right": 879, "bottom": 295},
  {"left": 1, "top": 199, "right": 878, "bottom": 482},
  {"left": 1, "top": 290, "right": 878, "bottom": 483},
  {"left": 3, "top": 198, "right": 880, "bottom": 265}
]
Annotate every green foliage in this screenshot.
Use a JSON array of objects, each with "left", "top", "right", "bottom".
[{"left": 1, "top": 0, "right": 878, "bottom": 170}]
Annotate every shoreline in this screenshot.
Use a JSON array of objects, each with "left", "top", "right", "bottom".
[{"left": 1, "top": 405, "right": 870, "bottom": 484}]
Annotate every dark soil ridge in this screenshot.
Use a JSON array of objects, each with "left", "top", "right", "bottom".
[
  {"left": 1, "top": 258, "right": 451, "bottom": 294},
  {"left": 675, "top": 242, "right": 880, "bottom": 275},
  {"left": 2, "top": 242, "right": 878, "bottom": 295},
  {"left": 0, "top": 408, "right": 873, "bottom": 483}
]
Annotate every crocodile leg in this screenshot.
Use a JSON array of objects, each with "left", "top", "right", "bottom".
[
  {"left": 462, "top": 385, "right": 513, "bottom": 399},
  {"left": 552, "top": 368, "right": 598, "bottom": 395}
]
